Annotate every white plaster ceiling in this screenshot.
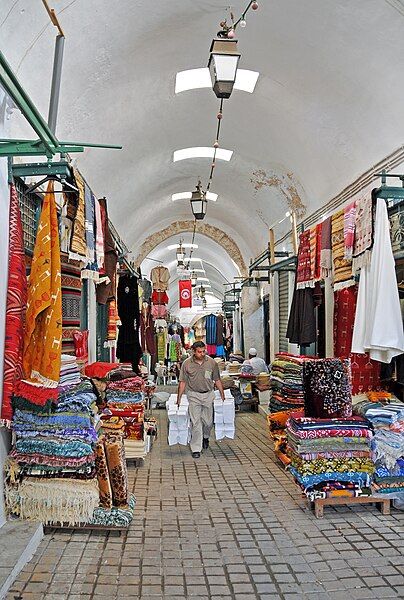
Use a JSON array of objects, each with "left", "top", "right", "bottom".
[{"left": 3, "top": 0, "right": 404, "bottom": 284}]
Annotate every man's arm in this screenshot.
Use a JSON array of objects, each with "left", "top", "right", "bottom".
[
  {"left": 214, "top": 378, "right": 225, "bottom": 402},
  {"left": 177, "top": 380, "right": 186, "bottom": 406}
]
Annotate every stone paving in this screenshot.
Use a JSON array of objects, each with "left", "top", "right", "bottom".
[{"left": 6, "top": 411, "right": 404, "bottom": 599}]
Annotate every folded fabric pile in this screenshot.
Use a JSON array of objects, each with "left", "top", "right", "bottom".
[
  {"left": 269, "top": 353, "right": 307, "bottom": 412},
  {"left": 267, "top": 409, "right": 304, "bottom": 466},
  {"left": 353, "top": 398, "right": 404, "bottom": 497},
  {"left": 59, "top": 354, "right": 81, "bottom": 391},
  {"left": 255, "top": 372, "right": 271, "bottom": 391},
  {"left": 6, "top": 373, "right": 100, "bottom": 525},
  {"left": 286, "top": 415, "right": 375, "bottom": 500}
]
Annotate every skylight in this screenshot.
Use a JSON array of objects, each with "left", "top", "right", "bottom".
[
  {"left": 175, "top": 68, "right": 259, "bottom": 94},
  {"left": 171, "top": 191, "right": 218, "bottom": 201},
  {"left": 173, "top": 147, "right": 233, "bottom": 162},
  {"left": 167, "top": 243, "right": 198, "bottom": 250}
]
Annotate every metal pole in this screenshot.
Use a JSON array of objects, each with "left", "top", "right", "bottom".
[{"left": 48, "top": 34, "right": 65, "bottom": 134}]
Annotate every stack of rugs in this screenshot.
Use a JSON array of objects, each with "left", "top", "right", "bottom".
[
  {"left": 59, "top": 354, "right": 81, "bottom": 390},
  {"left": 5, "top": 377, "right": 100, "bottom": 525},
  {"left": 105, "top": 375, "right": 147, "bottom": 459},
  {"left": 269, "top": 353, "right": 307, "bottom": 412},
  {"left": 267, "top": 409, "right": 304, "bottom": 466},
  {"left": 353, "top": 394, "right": 404, "bottom": 498},
  {"left": 286, "top": 415, "right": 375, "bottom": 501}
]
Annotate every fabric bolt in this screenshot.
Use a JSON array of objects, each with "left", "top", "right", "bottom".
[
  {"left": 344, "top": 201, "right": 356, "bottom": 259},
  {"left": 333, "top": 285, "right": 380, "bottom": 394},
  {"left": 188, "top": 390, "right": 215, "bottom": 453},
  {"left": 96, "top": 197, "right": 118, "bottom": 305},
  {"left": 2, "top": 185, "right": 27, "bottom": 425},
  {"left": 352, "top": 197, "right": 404, "bottom": 362},
  {"left": 23, "top": 182, "right": 62, "bottom": 387},
  {"left": 60, "top": 253, "right": 82, "bottom": 354},
  {"left": 331, "top": 209, "right": 354, "bottom": 289},
  {"left": 116, "top": 274, "right": 143, "bottom": 370},
  {"left": 95, "top": 438, "right": 113, "bottom": 508},
  {"left": 69, "top": 170, "right": 87, "bottom": 262},
  {"left": 104, "top": 434, "right": 129, "bottom": 508},
  {"left": 94, "top": 196, "right": 104, "bottom": 271},
  {"left": 151, "top": 266, "right": 170, "bottom": 291},
  {"left": 352, "top": 193, "right": 374, "bottom": 272},
  {"left": 296, "top": 230, "right": 312, "bottom": 288},
  {"left": 320, "top": 216, "right": 332, "bottom": 278}
]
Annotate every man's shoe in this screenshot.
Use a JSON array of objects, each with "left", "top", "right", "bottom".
[
  {"left": 192, "top": 452, "right": 201, "bottom": 459},
  {"left": 202, "top": 438, "right": 209, "bottom": 450}
]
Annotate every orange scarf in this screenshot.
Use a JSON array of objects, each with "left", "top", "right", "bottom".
[{"left": 23, "top": 181, "right": 62, "bottom": 387}]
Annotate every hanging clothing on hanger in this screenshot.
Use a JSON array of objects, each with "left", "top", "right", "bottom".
[
  {"left": 116, "top": 274, "right": 142, "bottom": 372},
  {"left": 150, "top": 266, "right": 170, "bottom": 291}
]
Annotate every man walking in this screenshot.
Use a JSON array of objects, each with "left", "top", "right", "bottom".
[{"left": 177, "top": 341, "right": 225, "bottom": 458}]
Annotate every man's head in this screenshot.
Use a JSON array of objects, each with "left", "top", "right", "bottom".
[
  {"left": 192, "top": 341, "right": 206, "bottom": 361},
  {"left": 248, "top": 347, "right": 257, "bottom": 359}
]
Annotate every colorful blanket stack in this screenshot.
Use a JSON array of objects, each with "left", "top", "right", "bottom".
[
  {"left": 286, "top": 415, "right": 375, "bottom": 501},
  {"left": 353, "top": 397, "right": 404, "bottom": 497},
  {"left": 269, "top": 354, "right": 306, "bottom": 412},
  {"left": 6, "top": 378, "right": 100, "bottom": 525},
  {"left": 59, "top": 353, "right": 81, "bottom": 391},
  {"left": 267, "top": 409, "right": 304, "bottom": 466}
]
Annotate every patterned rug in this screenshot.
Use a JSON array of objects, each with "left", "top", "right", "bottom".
[{"left": 61, "top": 252, "right": 82, "bottom": 354}]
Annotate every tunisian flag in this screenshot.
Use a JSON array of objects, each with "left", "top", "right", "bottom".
[{"left": 179, "top": 280, "right": 192, "bottom": 308}]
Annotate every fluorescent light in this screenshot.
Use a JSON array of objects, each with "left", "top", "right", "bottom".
[
  {"left": 173, "top": 147, "right": 233, "bottom": 162},
  {"left": 175, "top": 67, "right": 259, "bottom": 94},
  {"left": 192, "top": 269, "right": 206, "bottom": 273},
  {"left": 172, "top": 191, "right": 218, "bottom": 202},
  {"left": 167, "top": 243, "right": 198, "bottom": 250},
  {"left": 197, "top": 277, "right": 209, "bottom": 282},
  {"left": 184, "top": 258, "right": 203, "bottom": 263}
]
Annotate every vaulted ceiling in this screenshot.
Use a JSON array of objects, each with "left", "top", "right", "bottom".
[{"left": 3, "top": 0, "right": 404, "bottom": 310}]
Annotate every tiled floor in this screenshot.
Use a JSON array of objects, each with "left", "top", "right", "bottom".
[{"left": 6, "top": 411, "right": 404, "bottom": 599}]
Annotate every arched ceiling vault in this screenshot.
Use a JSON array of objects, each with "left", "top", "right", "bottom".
[{"left": 3, "top": 0, "right": 404, "bottom": 263}]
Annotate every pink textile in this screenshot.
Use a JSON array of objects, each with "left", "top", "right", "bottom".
[{"left": 344, "top": 201, "right": 356, "bottom": 260}]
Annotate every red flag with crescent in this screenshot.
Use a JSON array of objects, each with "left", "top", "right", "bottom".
[{"left": 179, "top": 280, "right": 192, "bottom": 308}]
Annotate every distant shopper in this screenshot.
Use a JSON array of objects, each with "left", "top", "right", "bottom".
[
  {"left": 177, "top": 341, "right": 225, "bottom": 459},
  {"left": 243, "top": 348, "right": 269, "bottom": 375}
]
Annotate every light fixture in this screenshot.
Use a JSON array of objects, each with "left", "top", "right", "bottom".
[
  {"left": 190, "top": 181, "right": 207, "bottom": 221},
  {"left": 191, "top": 272, "right": 198, "bottom": 287},
  {"left": 184, "top": 257, "right": 203, "bottom": 263},
  {"left": 167, "top": 242, "right": 198, "bottom": 249},
  {"left": 197, "top": 277, "right": 209, "bottom": 282},
  {"left": 172, "top": 191, "right": 218, "bottom": 202},
  {"left": 173, "top": 147, "right": 233, "bottom": 162},
  {"left": 208, "top": 38, "right": 241, "bottom": 99},
  {"left": 202, "top": 298, "right": 207, "bottom": 309},
  {"left": 198, "top": 285, "right": 206, "bottom": 298},
  {"left": 192, "top": 268, "right": 206, "bottom": 273},
  {"left": 176, "top": 240, "right": 185, "bottom": 267}
]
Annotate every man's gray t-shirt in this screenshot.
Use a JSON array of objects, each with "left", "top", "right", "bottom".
[{"left": 179, "top": 356, "right": 220, "bottom": 393}]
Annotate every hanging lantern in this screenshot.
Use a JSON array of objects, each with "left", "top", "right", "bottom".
[
  {"left": 199, "top": 285, "right": 206, "bottom": 298},
  {"left": 176, "top": 240, "right": 185, "bottom": 267},
  {"left": 208, "top": 38, "right": 241, "bottom": 99},
  {"left": 202, "top": 297, "right": 207, "bottom": 309},
  {"left": 191, "top": 272, "right": 198, "bottom": 287},
  {"left": 190, "top": 181, "right": 207, "bottom": 220}
]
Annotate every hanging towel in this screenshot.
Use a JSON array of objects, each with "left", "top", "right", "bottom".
[
  {"left": 1, "top": 186, "right": 27, "bottom": 426},
  {"left": 81, "top": 185, "right": 99, "bottom": 280},
  {"left": 309, "top": 223, "right": 322, "bottom": 282},
  {"left": 331, "top": 209, "right": 354, "bottom": 290},
  {"left": 94, "top": 197, "right": 104, "bottom": 271},
  {"left": 320, "top": 216, "right": 332, "bottom": 278},
  {"left": 344, "top": 201, "right": 356, "bottom": 260},
  {"left": 23, "top": 181, "right": 62, "bottom": 387},
  {"left": 69, "top": 170, "right": 87, "bottom": 262},
  {"left": 352, "top": 198, "right": 404, "bottom": 363},
  {"left": 352, "top": 194, "right": 374, "bottom": 272},
  {"left": 96, "top": 198, "right": 118, "bottom": 304},
  {"left": 296, "top": 230, "right": 313, "bottom": 289}
]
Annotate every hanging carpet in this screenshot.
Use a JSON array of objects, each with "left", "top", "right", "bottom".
[{"left": 60, "top": 252, "right": 82, "bottom": 354}]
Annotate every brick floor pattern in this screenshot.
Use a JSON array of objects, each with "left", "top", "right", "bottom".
[{"left": 6, "top": 412, "right": 404, "bottom": 599}]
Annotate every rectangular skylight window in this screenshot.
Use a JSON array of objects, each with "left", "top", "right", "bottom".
[
  {"left": 172, "top": 191, "right": 218, "bottom": 201},
  {"left": 173, "top": 147, "right": 233, "bottom": 162},
  {"left": 175, "top": 68, "right": 259, "bottom": 94}
]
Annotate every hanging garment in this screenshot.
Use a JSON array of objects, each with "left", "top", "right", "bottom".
[
  {"left": 156, "top": 330, "right": 167, "bottom": 361},
  {"left": 96, "top": 198, "right": 118, "bottom": 305},
  {"left": 138, "top": 279, "right": 152, "bottom": 303},
  {"left": 94, "top": 197, "right": 104, "bottom": 271},
  {"left": 23, "top": 181, "right": 62, "bottom": 387},
  {"left": 352, "top": 198, "right": 404, "bottom": 363},
  {"left": 150, "top": 265, "right": 170, "bottom": 291},
  {"left": 116, "top": 274, "right": 143, "bottom": 371},
  {"left": 309, "top": 223, "right": 322, "bottom": 282},
  {"left": 352, "top": 193, "right": 374, "bottom": 272},
  {"left": 60, "top": 252, "right": 82, "bottom": 354},
  {"left": 1, "top": 186, "right": 27, "bottom": 425},
  {"left": 140, "top": 304, "right": 156, "bottom": 355},
  {"left": 105, "top": 299, "right": 118, "bottom": 347},
  {"left": 151, "top": 304, "right": 168, "bottom": 319},
  {"left": 81, "top": 185, "right": 99, "bottom": 281},
  {"left": 69, "top": 169, "right": 87, "bottom": 262},
  {"left": 296, "top": 230, "right": 312, "bottom": 289},
  {"left": 216, "top": 314, "right": 224, "bottom": 346},
  {"left": 331, "top": 209, "right": 354, "bottom": 290},
  {"left": 333, "top": 285, "right": 380, "bottom": 394},
  {"left": 151, "top": 290, "right": 169, "bottom": 305},
  {"left": 205, "top": 314, "right": 217, "bottom": 345},
  {"left": 320, "top": 216, "right": 332, "bottom": 278},
  {"left": 303, "top": 358, "right": 352, "bottom": 419},
  {"left": 286, "top": 283, "right": 321, "bottom": 346}
]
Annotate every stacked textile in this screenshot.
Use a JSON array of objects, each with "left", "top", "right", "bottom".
[
  {"left": 59, "top": 354, "right": 81, "bottom": 390},
  {"left": 269, "top": 354, "right": 306, "bottom": 412},
  {"left": 255, "top": 372, "right": 271, "bottom": 391},
  {"left": 353, "top": 398, "right": 404, "bottom": 496},
  {"left": 267, "top": 409, "right": 304, "bottom": 466},
  {"left": 286, "top": 415, "right": 374, "bottom": 500},
  {"left": 6, "top": 378, "right": 100, "bottom": 525}
]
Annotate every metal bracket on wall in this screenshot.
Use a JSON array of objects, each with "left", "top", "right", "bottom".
[
  {"left": 375, "top": 170, "right": 404, "bottom": 206},
  {"left": 0, "top": 51, "right": 122, "bottom": 158}
]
